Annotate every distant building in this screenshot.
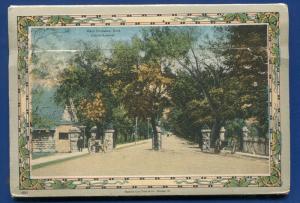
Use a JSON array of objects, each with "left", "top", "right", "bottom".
[
  {"left": 54, "top": 104, "right": 85, "bottom": 153},
  {"left": 31, "top": 88, "right": 86, "bottom": 153},
  {"left": 32, "top": 101, "right": 85, "bottom": 153},
  {"left": 54, "top": 124, "right": 82, "bottom": 153}
]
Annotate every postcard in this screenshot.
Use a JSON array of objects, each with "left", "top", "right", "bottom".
[{"left": 8, "top": 4, "right": 290, "bottom": 197}]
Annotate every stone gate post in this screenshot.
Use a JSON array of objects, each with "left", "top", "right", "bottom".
[
  {"left": 242, "top": 126, "right": 249, "bottom": 153},
  {"left": 242, "top": 126, "right": 249, "bottom": 138},
  {"left": 219, "top": 126, "right": 226, "bottom": 142},
  {"left": 104, "top": 129, "right": 114, "bottom": 152},
  {"left": 152, "top": 126, "right": 162, "bottom": 150},
  {"left": 201, "top": 128, "right": 211, "bottom": 153}
]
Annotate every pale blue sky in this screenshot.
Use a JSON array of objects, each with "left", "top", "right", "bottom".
[{"left": 30, "top": 26, "right": 218, "bottom": 52}]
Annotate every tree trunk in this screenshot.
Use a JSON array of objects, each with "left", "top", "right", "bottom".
[
  {"left": 124, "top": 131, "right": 128, "bottom": 143},
  {"left": 211, "top": 118, "right": 221, "bottom": 148},
  {"left": 151, "top": 117, "right": 159, "bottom": 150},
  {"left": 239, "top": 130, "right": 244, "bottom": 152},
  {"left": 96, "top": 123, "right": 101, "bottom": 140},
  {"left": 113, "top": 129, "right": 117, "bottom": 148},
  {"left": 198, "top": 131, "right": 203, "bottom": 149},
  {"left": 96, "top": 123, "right": 104, "bottom": 143}
]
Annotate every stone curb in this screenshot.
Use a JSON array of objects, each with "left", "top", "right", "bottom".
[{"left": 220, "top": 150, "right": 269, "bottom": 159}]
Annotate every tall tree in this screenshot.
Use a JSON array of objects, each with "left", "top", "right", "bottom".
[
  {"left": 167, "top": 71, "right": 203, "bottom": 142},
  {"left": 225, "top": 25, "right": 268, "bottom": 137},
  {"left": 167, "top": 25, "right": 268, "bottom": 146},
  {"left": 121, "top": 62, "right": 172, "bottom": 150},
  {"left": 111, "top": 27, "right": 188, "bottom": 150},
  {"left": 54, "top": 44, "right": 116, "bottom": 138}
]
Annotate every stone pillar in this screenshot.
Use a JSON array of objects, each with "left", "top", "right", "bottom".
[
  {"left": 201, "top": 128, "right": 211, "bottom": 153},
  {"left": 90, "top": 126, "right": 97, "bottom": 138},
  {"left": 153, "top": 126, "right": 162, "bottom": 150},
  {"left": 88, "top": 126, "right": 97, "bottom": 153},
  {"left": 219, "top": 126, "right": 226, "bottom": 142},
  {"left": 242, "top": 126, "right": 249, "bottom": 138},
  {"left": 242, "top": 126, "right": 249, "bottom": 153},
  {"left": 104, "top": 129, "right": 114, "bottom": 152},
  {"left": 158, "top": 127, "right": 162, "bottom": 150}
]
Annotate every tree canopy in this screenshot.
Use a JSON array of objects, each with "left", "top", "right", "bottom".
[{"left": 51, "top": 25, "right": 268, "bottom": 150}]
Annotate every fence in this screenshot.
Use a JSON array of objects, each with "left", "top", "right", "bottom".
[{"left": 201, "top": 126, "right": 269, "bottom": 156}]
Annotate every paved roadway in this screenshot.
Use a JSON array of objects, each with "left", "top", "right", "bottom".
[{"left": 32, "top": 135, "right": 269, "bottom": 177}]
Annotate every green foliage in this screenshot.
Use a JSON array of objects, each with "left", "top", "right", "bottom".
[
  {"left": 272, "top": 132, "right": 281, "bottom": 156},
  {"left": 18, "top": 135, "right": 27, "bottom": 148},
  {"left": 225, "top": 25, "right": 269, "bottom": 136},
  {"left": 54, "top": 45, "right": 117, "bottom": 128},
  {"left": 255, "top": 13, "right": 279, "bottom": 33},
  {"left": 51, "top": 180, "right": 77, "bottom": 189},
  {"left": 112, "top": 105, "right": 134, "bottom": 143},
  {"left": 110, "top": 27, "right": 186, "bottom": 149},
  {"left": 224, "top": 119, "right": 245, "bottom": 139},
  {"left": 52, "top": 26, "right": 268, "bottom": 148},
  {"left": 17, "top": 17, "right": 44, "bottom": 86},
  {"left": 165, "top": 25, "right": 268, "bottom": 144},
  {"left": 170, "top": 72, "right": 201, "bottom": 108},
  {"left": 225, "top": 177, "right": 250, "bottom": 187},
  {"left": 18, "top": 16, "right": 44, "bottom": 30},
  {"left": 121, "top": 62, "right": 172, "bottom": 120},
  {"left": 187, "top": 99, "right": 213, "bottom": 125},
  {"left": 166, "top": 107, "right": 201, "bottom": 142},
  {"left": 224, "top": 13, "right": 250, "bottom": 23},
  {"left": 140, "top": 27, "right": 192, "bottom": 62},
  {"left": 19, "top": 147, "right": 29, "bottom": 159},
  {"left": 47, "top": 16, "right": 74, "bottom": 25}
]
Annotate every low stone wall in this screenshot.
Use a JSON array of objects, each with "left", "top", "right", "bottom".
[
  {"left": 242, "top": 137, "right": 269, "bottom": 156},
  {"left": 32, "top": 137, "right": 55, "bottom": 153}
]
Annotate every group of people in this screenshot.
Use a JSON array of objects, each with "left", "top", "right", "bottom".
[
  {"left": 76, "top": 134, "right": 111, "bottom": 153},
  {"left": 87, "top": 135, "right": 109, "bottom": 153}
]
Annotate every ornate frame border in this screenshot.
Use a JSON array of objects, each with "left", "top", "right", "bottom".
[{"left": 14, "top": 9, "right": 284, "bottom": 193}]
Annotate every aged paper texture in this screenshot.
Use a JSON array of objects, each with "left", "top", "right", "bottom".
[{"left": 8, "top": 4, "right": 289, "bottom": 197}]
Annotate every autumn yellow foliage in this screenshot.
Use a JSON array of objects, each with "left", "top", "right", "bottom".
[{"left": 78, "top": 92, "right": 106, "bottom": 122}]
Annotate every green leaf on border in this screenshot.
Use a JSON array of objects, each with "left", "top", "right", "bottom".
[{"left": 18, "top": 136, "right": 27, "bottom": 147}]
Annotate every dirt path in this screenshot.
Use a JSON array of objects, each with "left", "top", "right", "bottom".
[{"left": 32, "top": 136, "right": 269, "bottom": 177}]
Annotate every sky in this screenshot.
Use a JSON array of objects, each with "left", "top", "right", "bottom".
[
  {"left": 30, "top": 26, "right": 216, "bottom": 53},
  {"left": 29, "top": 25, "right": 221, "bottom": 88}
]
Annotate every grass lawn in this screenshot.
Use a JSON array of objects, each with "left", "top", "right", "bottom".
[{"left": 32, "top": 152, "right": 55, "bottom": 160}]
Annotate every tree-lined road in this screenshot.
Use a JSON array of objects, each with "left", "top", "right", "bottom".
[{"left": 32, "top": 136, "right": 269, "bottom": 177}]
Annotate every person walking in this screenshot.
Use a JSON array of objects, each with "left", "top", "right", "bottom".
[{"left": 77, "top": 136, "right": 84, "bottom": 152}]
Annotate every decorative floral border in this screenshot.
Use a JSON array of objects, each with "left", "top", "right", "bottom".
[{"left": 17, "top": 12, "right": 281, "bottom": 190}]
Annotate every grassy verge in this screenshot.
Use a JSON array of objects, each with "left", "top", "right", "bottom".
[
  {"left": 32, "top": 152, "right": 55, "bottom": 160},
  {"left": 32, "top": 153, "right": 89, "bottom": 170}
]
